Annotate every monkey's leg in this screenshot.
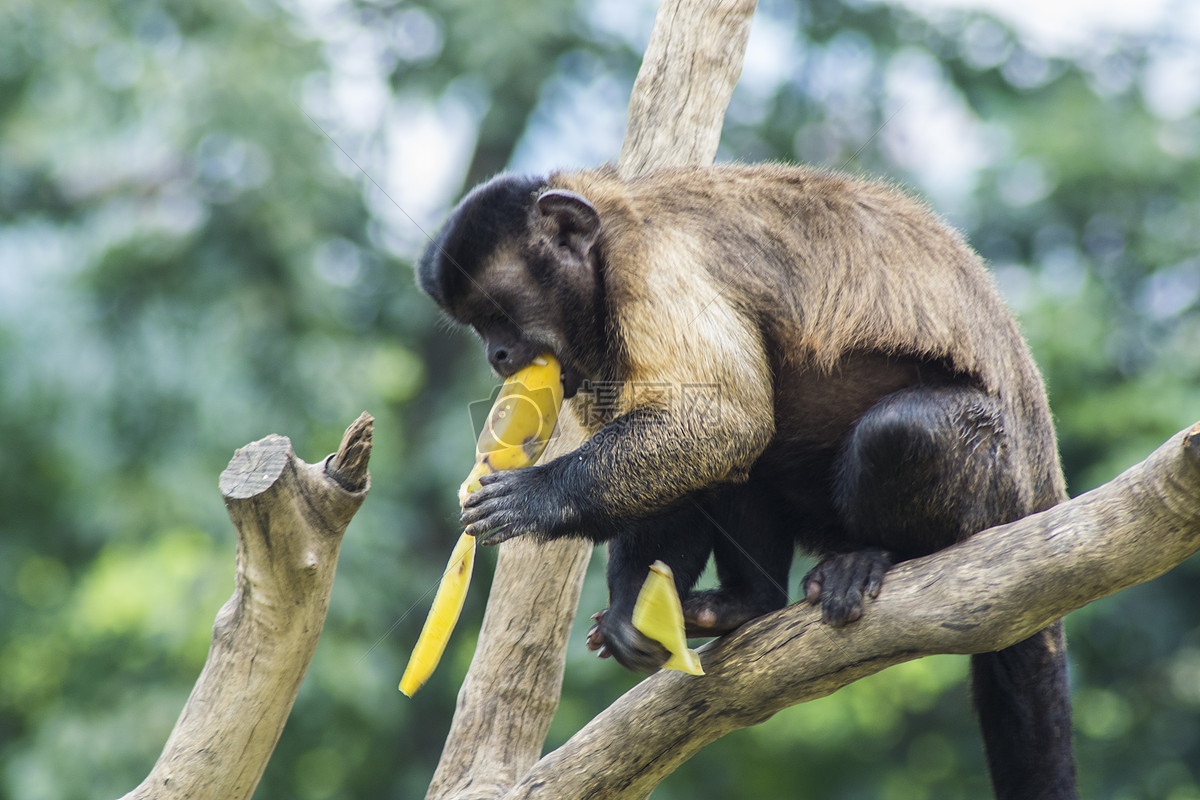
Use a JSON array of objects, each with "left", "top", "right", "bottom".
[
  {"left": 681, "top": 483, "right": 794, "bottom": 637},
  {"left": 818, "top": 383, "right": 1076, "bottom": 799},
  {"left": 807, "top": 383, "right": 1021, "bottom": 625},
  {"left": 588, "top": 507, "right": 715, "bottom": 673}
]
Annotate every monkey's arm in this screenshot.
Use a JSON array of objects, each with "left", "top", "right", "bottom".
[
  {"left": 461, "top": 313, "right": 775, "bottom": 544},
  {"left": 461, "top": 405, "right": 767, "bottom": 544}
]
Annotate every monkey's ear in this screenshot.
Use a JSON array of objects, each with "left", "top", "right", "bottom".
[{"left": 536, "top": 189, "right": 601, "bottom": 263}]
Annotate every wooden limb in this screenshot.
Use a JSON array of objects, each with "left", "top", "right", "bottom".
[
  {"left": 425, "top": 3, "right": 758, "bottom": 798},
  {"left": 425, "top": 415, "right": 592, "bottom": 800},
  {"left": 500, "top": 423, "right": 1200, "bottom": 799},
  {"left": 120, "top": 414, "right": 373, "bottom": 800},
  {"left": 618, "top": 0, "right": 759, "bottom": 178},
  {"left": 425, "top": 535, "right": 592, "bottom": 800}
]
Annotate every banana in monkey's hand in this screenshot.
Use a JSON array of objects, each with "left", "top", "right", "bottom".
[
  {"left": 456, "top": 354, "right": 565, "bottom": 502},
  {"left": 632, "top": 560, "right": 705, "bottom": 676},
  {"left": 399, "top": 354, "right": 564, "bottom": 697}
]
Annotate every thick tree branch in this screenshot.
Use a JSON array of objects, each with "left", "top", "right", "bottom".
[
  {"left": 120, "top": 414, "right": 373, "bottom": 800},
  {"left": 618, "top": 0, "right": 758, "bottom": 178},
  {"left": 500, "top": 423, "right": 1200, "bottom": 799},
  {"left": 425, "top": 3, "right": 758, "bottom": 799}
]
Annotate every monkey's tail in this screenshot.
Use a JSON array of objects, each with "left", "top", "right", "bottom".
[{"left": 970, "top": 619, "right": 1078, "bottom": 800}]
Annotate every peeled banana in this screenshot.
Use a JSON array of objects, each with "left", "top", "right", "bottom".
[
  {"left": 400, "top": 353, "right": 564, "bottom": 696},
  {"left": 631, "top": 560, "right": 705, "bottom": 676}
]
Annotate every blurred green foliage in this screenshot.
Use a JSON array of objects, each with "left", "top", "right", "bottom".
[{"left": 1, "top": 0, "right": 1197, "bottom": 797}]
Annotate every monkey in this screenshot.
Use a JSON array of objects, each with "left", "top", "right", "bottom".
[{"left": 416, "top": 163, "right": 1076, "bottom": 799}]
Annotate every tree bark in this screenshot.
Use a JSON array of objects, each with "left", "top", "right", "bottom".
[
  {"left": 425, "top": 2, "right": 759, "bottom": 799},
  {"left": 498, "top": 422, "right": 1200, "bottom": 799},
  {"left": 424, "top": 419, "right": 594, "bottom": 800},
  {"left": 120, "top": 413, "right": 373, "bottom": 800},
  {"left": 618, "top": 0, "right": 758, "bottom": 179}
]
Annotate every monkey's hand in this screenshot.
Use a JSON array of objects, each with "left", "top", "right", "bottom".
[
  {"left": 802, "top": 549, "right": 892, "bottom": 627},
  {"left": 585, "top": 608, "right": 670, "bottom": 673},
  {"left": 459, "top": 465, "right": 580, "bottom": 545}
]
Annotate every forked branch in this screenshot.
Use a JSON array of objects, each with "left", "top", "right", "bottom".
[{"left": 120, "top": 413, "right": 373, "bottom": 800}]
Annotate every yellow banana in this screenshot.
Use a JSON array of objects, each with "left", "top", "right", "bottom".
[
  {"left": 632, "top": 560, "right": 705, "bottom": 676},
  {"left": 398, "top": 530, "right": 475, "bottom": 697},
  {"left": 400, "top": 354, "right": 564, "bottom": 696},
  {"left": 457, "top": 354, "right": 564, "bottom": 502}
]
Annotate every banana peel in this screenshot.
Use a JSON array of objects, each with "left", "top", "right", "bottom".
[
  {"left": 632, "top": 560, "right": 705, "bottom": 675},
  {"left": 400, "top": 354, "right": 564, "bottom": 696},
  {"left": 398, "top": 531, "right": 475, "bottom": 696}
]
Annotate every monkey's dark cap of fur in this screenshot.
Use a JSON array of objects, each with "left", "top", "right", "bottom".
[{"left": 416, "top": 173, "right": 546, "bottom": 308}]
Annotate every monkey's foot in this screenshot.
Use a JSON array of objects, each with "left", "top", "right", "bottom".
[
  {"left": 803, "top": 549, "right": 892, "bottom": 627},
  {"left": 681, "top": 589, "right": 776, "bottom": 637},
  {"left": 586, "top": 608, "right": 670, "bottom": 673}
]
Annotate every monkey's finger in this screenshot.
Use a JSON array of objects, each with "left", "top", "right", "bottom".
[
  {"left": 463, "top": 501, "right": 524, "bottom": 539},
  {"left": 459, "top": 505, "right": 484, "bottom": 527},
  {"left": 826, "top": 599, "right": 864, "bottom": 626},
  {"left": 458, "top": 479, "right": 503, "bottom": 510},
  {"left": 586, "top": 610, "right": 607, "bottom": 650},
  {"left": 458, "top": 492, "right": 510, "bottom": 527},
  {"left": 475, "top": 469, "right": 513, "bottom": 486},
  {"left": 865, "top": 562, "right": 887, "bottom": 599},
  {"left": 472, "top": 525, "right": 510, "bottom": 545},
  {"left": 803, "top": 576, "right": 823, "bottom": 605},
  {"left": 817, "top": 577, "right": 865, "bottom": 627},
  {"left": 476, "top": 515, "right": 534, "bottom": 545}
]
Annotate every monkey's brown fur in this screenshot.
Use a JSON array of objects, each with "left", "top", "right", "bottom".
[
  {"left": 420, "top": 163, "right": 1077, "bottom": 799},
  {"left": 542, "top": 164, "right": 1064, "bottom": 523}
]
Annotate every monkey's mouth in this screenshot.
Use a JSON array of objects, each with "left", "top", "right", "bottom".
[
  {"left": 561, "top": 365, "right": 585, "bottom": 400},
  {"left": 552, "top": 359, "right": 580, "bottom": 400}
]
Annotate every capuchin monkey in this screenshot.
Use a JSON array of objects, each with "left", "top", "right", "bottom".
[{"left": 417, "top": 163, "right": 1077, "bottom": 799}]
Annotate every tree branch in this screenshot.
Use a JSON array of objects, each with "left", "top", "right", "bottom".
[
  {"left": 120, "top": 413, "right": 373, "bottom": 800},
  {"left": 425, "top": 2, "right": 759, "bottom": 798},
  {"left": 618, "top": 0, "right": 759, "bottom": 178},
  {"left": 500, "top": 422, "right": 1200, "bottom": 799}
]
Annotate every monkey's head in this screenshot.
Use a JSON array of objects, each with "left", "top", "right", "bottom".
[{"left": 417, "top": 174, "right": 607, "bottom": 399}]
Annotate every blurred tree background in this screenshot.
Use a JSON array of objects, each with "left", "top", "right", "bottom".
[{"left": 0, "top": 0, "right": 1197, "bottom": 797}]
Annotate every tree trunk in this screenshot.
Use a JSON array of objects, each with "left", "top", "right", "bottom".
[{"left": 425, "top": 2, "right": 759, "bottom": 799}]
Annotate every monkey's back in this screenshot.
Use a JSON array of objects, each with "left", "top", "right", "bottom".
[{"left": 551, "top": 163, "right": 1067, "bottom": 513}]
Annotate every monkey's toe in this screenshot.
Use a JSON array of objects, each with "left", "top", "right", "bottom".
[
  {"left": 585, "top": 610, "right": 611, "bottom": 656},
  {"left": 803, "top": 549, "right": 892, "bottom": 628},
  {"left": 681, "top": 589, "right": 775, "bottom": 637}
]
